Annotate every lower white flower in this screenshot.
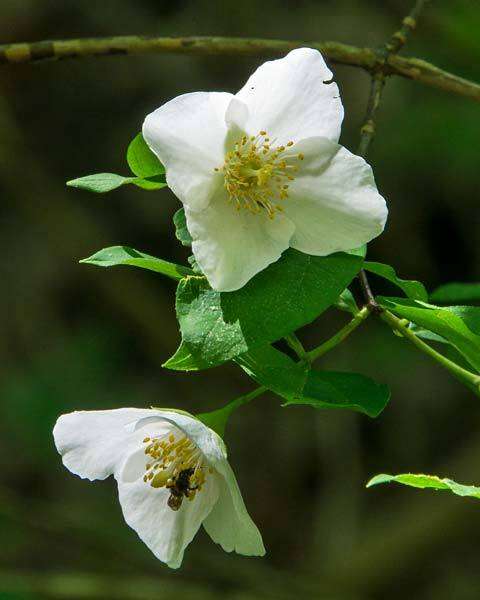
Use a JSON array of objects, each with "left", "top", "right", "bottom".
[
  {"left": 53, "top": 407, "right": 265, "bottom": 568},
  {"left": 143, "top": 47, "right": 388, "bottom": 292}
]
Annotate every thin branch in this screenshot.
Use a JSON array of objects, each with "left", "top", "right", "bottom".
[
  {"left": 285, "top": 332, "right": 311, "bottom": 364},
  {"left": 356, "top": 73, "right": 386, "bottom": 159},
  {"left": 380, "top": 310, "right": 480, "bottom": 394},
  {"left": 356, "top": 0, "right": 431, "bottom": 309},
  {"left": 386, "top": 0, "right": 431, "bottom": 54},
  {"left": 0, "top": 35, "right": 479, "bottom": 102},
  {"left": 308, "top": 307, "right": 370, "bottom": 362}
]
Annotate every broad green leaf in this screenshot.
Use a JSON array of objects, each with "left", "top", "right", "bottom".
[
  {"left": 364, "top": 261, "right": 428, "bottom": 301},
  {"left": 131, "top": 175, "right": 167, "bottom": 191},
  {"left": 348, "top": 244, "right": 367, "bottom": 258},
  {"left": 67, "top": 172, "right": 167, "bottom": 193},
  {"left": 173, "top": 208, "right": 193, "bottom": 246},
  {"left": 127, "top": 133, "right": 165, "bottom": 178},
  {"left": 367, "top": 473, "right": 480, "bottom": 499},
  {"left": 299, "top": 370, "right": 390, "bottom": 417},
  {"left": 236, "top": 345, "right": 307, "bottom": 400},
  {"left": 165, "top": 250, "right": 363, "bottom": 369},
  {"left": 430, "top": 282, "right": 480, "bottom": 305},
  {"left": 163, "top": 341, "right": 211, "bottom": 371},
  {"left": 236, "top": 345, "right": 389, "bottom": 417},
  {"left": 379, "top": 297, "right": 480, "bottom": 372},
  {"left": 80, "top": 246, "right": 193, "bottom": 281}
]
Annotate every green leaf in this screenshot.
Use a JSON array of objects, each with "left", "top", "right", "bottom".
[
  {"left": 127, "top": 133, "right": 165, "bottom": 178},
  {"left": 166, "top": 250, "right": 363, "bottom": 369},
  {"left": 131, "top": 175, "right": 167, "bottom": 191},
  {"left": 366, "top": 473, "right": 480, "bottom": 499},
  {"left": 236, "top": 345, "right": 307, "bottom": 400},
  {"left": 364, "top": 261, "right": 428, "bottom": 301},
  {"left": 80, "top": 246, "right": 193, "bottom": 281},
  {"left": 378, "top": 297, "right": 480, "bottom": 372},
  {"left": 348, "top": 244, "right": 367, "bottom": 258},
  {"left": 163, "top": 341, "right": 211, "bottom": 371},
  {"left": 187, "top": 255, "right": 203, "bottom": 274},
  {"left": 67, "top": 172, "right": 167, "bottom": 193},
  {"left": 299, "top": 370, "right": 390, "bottom": 417},
  {"left": 408, "top": 323, "right": 448, "bottom": 344},
  {"left": 173, "top": 208, "right": 193, "bottom": 246},
  {"left": 67, "top": 173, "right": 135, "bottom": 193},
  {"left": 236, "top": 345, "right": 389, "bottom": 418},
  {"left": 335, "top": 288, "right": 359, "bottom": 315},
  {"left": 430, "top": 282, "right": 480, "bottom": 305}
]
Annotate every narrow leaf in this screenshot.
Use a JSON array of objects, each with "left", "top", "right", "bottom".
[
  {"left": 367, "top": 473, "right": 480, "bottom": 499},
  {"left": 364, "top": 261, "right": 428, "bottom": 301},
  {"left": 67, "top": 172, "right": 166, "bottom": 193},
  {"left": 80, "top": 246, "right": 193, "bottom": 280},
  {"left": 430, "top": 282, "right": 480, "bottom": 305},
  {"left": 127, "top": 133, "right": 165, "bottom": 178},
  {"left": 379, "top": 297, "right": 480, "bottom": 372},
  {"left": 67, "top": 173, "right": 134, "bottom": 193}
]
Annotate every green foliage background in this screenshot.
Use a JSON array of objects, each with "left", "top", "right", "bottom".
[{"left": 1, "top": 1, "right": 480, "bottom": 598}]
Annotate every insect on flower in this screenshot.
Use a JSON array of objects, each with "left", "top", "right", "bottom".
[{"left": 53, "top": 407, "right": 265, "bottom": 568}]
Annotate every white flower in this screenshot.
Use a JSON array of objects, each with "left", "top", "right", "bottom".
[
  {"left": 143, "top": 48, "right": 388, "bottom": 292},
  {"left": 53, "top": 407, "right": 265, "bottom": 568}
]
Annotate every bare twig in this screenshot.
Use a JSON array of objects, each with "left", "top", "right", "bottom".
[
  {"left": 0, "top": 35, "right": 479, "bottom": 102},
  {"left": 356, "top": 0, "right": 431, "bottom": 309},
  {"left": 386, "top": 0, "right": 431, "bottom": 54}
]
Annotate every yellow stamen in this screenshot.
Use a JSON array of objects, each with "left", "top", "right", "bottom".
[
  {"left": 142, "top": 431, "right": 210, "bottom": 510},
  {"left": 215, "top": 130, "right": 301, "bottom": 217}
]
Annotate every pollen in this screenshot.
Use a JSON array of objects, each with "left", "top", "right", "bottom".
[
  {"left": 142, "top": 431, "right": 208, "bottom": 508},
  {"left": 215, "top": 130, "right": 301, "bottom": 218}
]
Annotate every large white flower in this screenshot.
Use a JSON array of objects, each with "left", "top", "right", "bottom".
[
  {"left": 143, "top": 48, "right": 388, "bottom": 292},
  {"left": 53, "top": 407, "right": 265, "bottom": 568}
]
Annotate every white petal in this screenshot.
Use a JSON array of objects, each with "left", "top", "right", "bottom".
[
  {"left": 53, "top": 408, "right": 155, "bottom": 481},
  {"left": 235, "top": 48, "right": 343, "bottom": 143},
  {"left": 143, "top": 92, "right": 232, "bottom": 211},
  {"left": 284, "top": 137, "right": 388, "bottom": 255},
  {"left": 203, "top": 460, "right": 265, "bottom": 557},
  {"left": 186, "top": 192, "right": 295, "bottom": 292},
  {"left": 117, "top": 468, "right": 220, "bottom": 568}
]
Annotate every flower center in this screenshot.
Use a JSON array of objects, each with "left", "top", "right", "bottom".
[
  {"left": 215, "top": 130, "right": 304, "bottom": 218},
  {"left": 142, "top": 432, "right": 211, "bottom": 511}
]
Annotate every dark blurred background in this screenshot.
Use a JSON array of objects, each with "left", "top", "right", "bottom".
[{"left": 1, "top": 1, "right": 480, "bottom": 598}]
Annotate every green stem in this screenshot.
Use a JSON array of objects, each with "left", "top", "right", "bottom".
[
  {"left": 285, "top": 333, "right": 311, "bottom": 363},
  {"left": 308, "top": 307, "right": 370, "bottom": 363},
  {"left": 225, "top": 386, "right": 267, "bottom": 413},
  {"left": 380, "top": 310, "right": 480, "bottom": 394},
  {"left": 196, "top": 386, "right": 267, "bottom": 436}
]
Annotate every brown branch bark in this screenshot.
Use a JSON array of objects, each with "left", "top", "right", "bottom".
[{"left": 0, "top": 35, "right": 479, "bottom": 102}]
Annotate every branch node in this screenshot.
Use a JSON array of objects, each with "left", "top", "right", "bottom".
[
  {"left": 402, "top": 16, "right": 417, "bottom": 30},
  {"left": 360, "top": 120, "right": 375, "bottom": 136}
]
